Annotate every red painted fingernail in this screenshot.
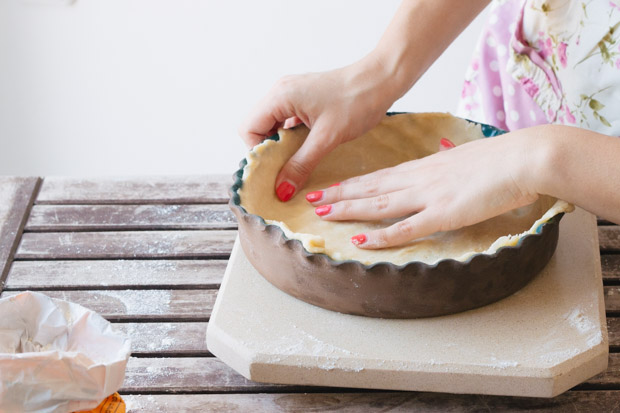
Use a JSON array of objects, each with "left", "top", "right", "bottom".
[
  {"left": 329, "top": 182, "right": 341, "bottom": 188},
  {"left": 305, "top": 190, "right": 323, "bottom": 203},
  {"left": 439, "top": 138, "right": 456, "bottom": 150},
  {"left": 351, "top": 234, "right": 367, "bottom": 245},
  {"left": 276, "top": 181, "right": 295, "bottom": 202},
  {"left": 315, "top": 204, "right": 332, "bottom": 216}
]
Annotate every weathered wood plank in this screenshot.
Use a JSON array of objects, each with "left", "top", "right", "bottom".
[
  {"left": 0, "top": 177, "right": 39, "bottom": 290},
  {"left": 122, "top": 391, "right": 620, "bottom": 413},
  {"left": 121, "top": 357, "right": 285, "bottom": 393},
  {"left": 0, "top": 290, "right": 216, "bottom": 321},
  {"left": 25, "top": 204, "right": 237, "bottom": 231},
  {"left": 113, "top": 322, "right": 209, "bottom": 355},
  {"left": 109, "top": 318, "right": 620, "bottom": 357},
  {"left": 599, "top": 226, "right": 620, "bottom": 253},
  {"left": 609, "top": 318, "right": 620, "bottom": 350},
  {"left": 15, "top": 230, "right": 236, "bottom": 259},
  {"left": 36, "top": 176, "right": 231, "bottom": 205},
  {"left": 5, "top": 260, "right": 226, "bottom": 289},
  {"left": 602, "top": 255, "right": 620, "bottom": 281},
  {"left": 0, "top": 286, "right": 612, "bottom": 324},
  {"left": 582, "top": 353, "right": 619, "bottom": 388},
  {"left": 120, "top": 355, "right": 620, "bottom": 394},
  {"left": 94, "top": 318, "right": 620, "bottom": 355},
  {"left": 606, "top": 287, "right": 620, "bottom": 314}
]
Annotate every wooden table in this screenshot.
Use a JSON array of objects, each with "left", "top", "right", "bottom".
[{"left": 1, "top": 175, "right": 619, "bottom": 412}]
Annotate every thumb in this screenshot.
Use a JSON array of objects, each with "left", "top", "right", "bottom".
[{"left": 275, "top": 123, "right": 337, "bottom": 202}]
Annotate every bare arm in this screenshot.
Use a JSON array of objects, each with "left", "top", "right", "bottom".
[
  {"left": 533, "top": 125, "right": 620, "bottom": 224},
  {"left": 367, "top": 0, "right": 490, "bottom": 105}
]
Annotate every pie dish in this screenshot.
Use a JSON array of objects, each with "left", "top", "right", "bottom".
[{"left": 229, "top": 112, "right": 573, "bottom": 318}]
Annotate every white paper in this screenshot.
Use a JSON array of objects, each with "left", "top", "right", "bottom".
[{"left": 0, "top": 292, "right": 131, "bottom": 413}]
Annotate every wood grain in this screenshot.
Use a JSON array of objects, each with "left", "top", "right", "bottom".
[
  {"left": 0, "top": 290, "right": 216, "bottom": 321},
  {"left": 122, "top": 391, "right": 620, "bottom": 413},
  {"left": 5, "top": 260, "right": 226, "bottom": 289},
  {"left": 121, "top": 357, "right": 286, "bottom": 393},
  {"left": 25, "top": 204, "right": 237, "bottom": 231},
  {"left": 0, "top": 177, "right": 39, "bottom": 290},
  {"left": 15, "top": 230, "right": 236, "bottom": 259},
  {"left": 602, "top": 255, "right": 620, "bottom": 281},
  {"left": 582, "top": 353, "right": 619, "bottom": 388},
  {"left": 113, "top": 322, "right": 209, "bottom": 356},
  {"left": 5, "top": 255, "right": 619, "bottom": 289},
  {"left": 120, "top": 355, "right": 620, "bottom": 394},
  {"left": 606, "top": 287, "right": 620, "bottom": 314},
  {"left": 599, "top": 226, "right": 620, "bottom": 253},
  {"left": 36, "top": 176, "right": 231, "bottom": 205},
  {"left": 5, "top": 284, "right": 615, "bottom": 319},
  {"left": 609, "top": 318, "right": 620, "bottom": 350}
]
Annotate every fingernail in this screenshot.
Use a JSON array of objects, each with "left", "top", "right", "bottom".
[
  {"left": 276, "top": 181, "right": 296, "bottom": 202},
  {"left": 305, "top": 190, "right": 323, "bottom": 203},
  {"left": 439, "top": 138, "right": 456, "bottom": 150},
  {"left": 351, "top": 234, "right": 367, "bottom": 245},
  {"left": 329, "top": 182, "right": 341, "bottom": 188},
  {"left": 315, "top": 204, "right": 332, "bottom": 216}
]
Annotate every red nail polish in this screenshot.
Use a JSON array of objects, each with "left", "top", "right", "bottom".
[
  {"left": 329, "top": 182, "right": 341, "bottom": 188},
  {"left": 305, "top": 190, "right": 323, "bottom": 203},
  {"left": 439, "top": 138, "right": 456, "bottom": 150},
  {"left": 315, "top": 204, "right": 332, "bottom": 216},
  {"left": 351, "top": 234, "right": 367, "bottom": 245},
  {"left": 276, "top": 181, "right": 295, "bottom": 202}
]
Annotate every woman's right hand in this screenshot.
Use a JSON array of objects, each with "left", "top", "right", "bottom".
[{"left": 238, "top": 58, "right": 395, "bottom": 202}]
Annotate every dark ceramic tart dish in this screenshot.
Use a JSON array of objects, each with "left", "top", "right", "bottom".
[{"left": 229, "top": 112, "right": 573, "bottom": 318}]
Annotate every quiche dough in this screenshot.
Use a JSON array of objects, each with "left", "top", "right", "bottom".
[{"left": 239, "top": 113, "right": 573, "bottom": 265}]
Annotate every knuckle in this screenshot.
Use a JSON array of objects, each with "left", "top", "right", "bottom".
[
  {"left": 333, "top": 184, "right": 344, "bottom": 201},
  {"left": 362, "top": 179, "right": 380, "bottom": 196},
  {"left": 371, "top": 194, "right": 390, "bottom": 211},
  {"left": 395, "top": 219, "right": 416, "bottom": 236},
  {"left": 287, "top": 158, "right": 314, "bottom": 178},
  {"left": 435, "top": 210, "right": 454, "bottom": 232}
]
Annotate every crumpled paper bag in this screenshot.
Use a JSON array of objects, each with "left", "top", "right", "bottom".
[{"left": 0, "top": 291, "right": 131, "bottom": 413}]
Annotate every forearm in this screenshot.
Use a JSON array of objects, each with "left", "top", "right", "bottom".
[
  {"left": 525, "top": 125, "right": 620, "bottom": 224},
  {"left": 356, "top": 0, "right": 490, "bottom": 104}
]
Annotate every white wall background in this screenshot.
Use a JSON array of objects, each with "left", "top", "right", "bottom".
[{"left": 0, "top": 0, "right": 488, "bottom": 176}]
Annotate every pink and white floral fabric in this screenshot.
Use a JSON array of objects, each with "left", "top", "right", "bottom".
[{"left": 457, "top": 0, "right": 620, "bottom": 135}]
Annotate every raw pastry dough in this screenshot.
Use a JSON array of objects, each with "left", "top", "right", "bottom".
[{"left": 239, "top": 113, "right": 573, "bottom": 265}]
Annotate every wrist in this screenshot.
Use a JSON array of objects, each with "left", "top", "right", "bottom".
[
  {"left": 343, "top": 54, "right": 403, "bottom": 113},
  {"left": 517, "top": 124, "right": 567, "bottom": 198}
]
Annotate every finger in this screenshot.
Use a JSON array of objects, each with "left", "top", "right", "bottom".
[
  {"left": 275, "top": 120, "right": 338, "bottom": 202},
  {"left": 351, "top": 210, "right": 441, "bottom": 249},
  {"left": 238, "top": 88, "right": 298, "bottom": 148},
  {"left": 439, "top": 137, "right": 456, "bottom": 151},
  {"left": 283, "top": 116, "right": 304, "bottom": 129},
  {"left": 306, "top": 172, "right": 415, "bottom": 205},
  {"left": 313, "top": 189, "right": 423, "bottom": 221}
]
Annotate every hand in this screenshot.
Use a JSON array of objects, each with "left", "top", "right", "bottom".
[
  {"left": 306, "top": 132, "right": 543, "bottom": 249},
  {"left": 238, "top": 59, "right": 396, "bottom": 202}
]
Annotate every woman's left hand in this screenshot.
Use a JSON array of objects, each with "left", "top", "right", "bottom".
[{"left": 306, "top": 130, "right": 545, "bottom": 249}]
